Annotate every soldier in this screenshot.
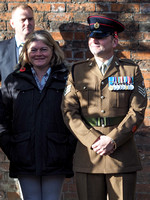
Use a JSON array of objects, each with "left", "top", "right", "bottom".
[{"left": 61, "top": 16, "right": 147, "bottom": 200}]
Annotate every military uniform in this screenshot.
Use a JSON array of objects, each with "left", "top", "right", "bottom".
[
  {"left": 62, "top": 55, "right": 147, "bottom": 174},
  {"left": 61, "top": 15, "right": 147, "bottom": 200}
]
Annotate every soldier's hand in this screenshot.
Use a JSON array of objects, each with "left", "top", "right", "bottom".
[{"left": 92, "top": 135, "right": 115, "bottom": 156}]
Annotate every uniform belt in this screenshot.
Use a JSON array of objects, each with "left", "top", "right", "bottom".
[{"left": 85, "top": 116, "right": 124, "bottom": 127}]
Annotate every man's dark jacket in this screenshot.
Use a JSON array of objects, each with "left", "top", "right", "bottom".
[{"left": 0, "top": 37, "right": 17, "bottom": 85}]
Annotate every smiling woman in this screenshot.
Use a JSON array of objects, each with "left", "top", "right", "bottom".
[
  {"left": 19, "top": 30, "right": 65, "bottom": 82},
  {"left": 0, "top": 30, "right": 77, "bottom": 200},
  {"left": 27, "top": 41, "right": 53, "bottom": 81}
]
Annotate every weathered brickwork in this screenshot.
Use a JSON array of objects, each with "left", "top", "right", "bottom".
[{"left": 0, "top": 1, "right": 149, "bottom": 199}]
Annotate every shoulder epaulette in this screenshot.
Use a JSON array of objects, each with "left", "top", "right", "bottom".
[
  {"left": 72, "top": 59, "right": 90, "bottom": 67},
  {"left": 119, "top": 58, "right": 138, "bottom": 66},
  {"left": 71, "top": 59, "right": 90, "bottom": 81}
]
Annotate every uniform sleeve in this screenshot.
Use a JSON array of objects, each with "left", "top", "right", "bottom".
[
  {"left": 61, "top": 71, "right": 101, "bottom": 149},
  {"left": 107, "top": 65, "right": 147, "bottom": 147}
]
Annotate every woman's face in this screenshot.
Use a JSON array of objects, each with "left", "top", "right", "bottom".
[{"left": 27, "top": 40, "right": 53, "bottom": 69}]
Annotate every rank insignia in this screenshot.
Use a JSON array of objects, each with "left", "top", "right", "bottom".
[
  {"left": 138, "top": 86, "right": 146, "bottom": 97},
  {"left": 94, "top": 22, "right": 100, "bottom": 29},
  {"left": 64, "top": 84, "right": 71, "bottom": 96}
]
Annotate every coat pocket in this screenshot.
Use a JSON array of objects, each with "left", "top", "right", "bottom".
[
  {"left": 10, "top": 131, "right": 33, "bottom": 166},
  {"left": 46, "top": 132, "right": 68, "bottom": 166}
]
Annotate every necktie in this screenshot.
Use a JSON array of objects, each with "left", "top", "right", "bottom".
[
  {"left": 19, "top": 43, "right": 24, "bottom": 55},
  {"left": 101, "top": 64, "right": 107, "bottom": 75},
  {"left": 18, "top": 43, "right": 24, "bottom": 63}
]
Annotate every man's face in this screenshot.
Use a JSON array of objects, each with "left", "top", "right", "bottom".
[
  {"left": 10, "top": 7, "right": 35, "bottom": 40},
  {"left": 88, "top": 35, "right": 118, "bottom": 58}
]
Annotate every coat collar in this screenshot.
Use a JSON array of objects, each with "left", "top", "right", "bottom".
[{"left": 13, "top": 63, "right": 68, "bottom": 88}]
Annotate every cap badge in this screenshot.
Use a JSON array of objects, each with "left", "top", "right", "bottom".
[{"left": 94, "top": 22, "right": 99, "bottom": 29}]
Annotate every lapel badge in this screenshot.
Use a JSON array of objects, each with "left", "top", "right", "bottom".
[
  {"left": 115, "top": 61, "right": 119, "bottom": 66},
  {"left": 94, "top": 22, "right": 99, "bottom": 29}
]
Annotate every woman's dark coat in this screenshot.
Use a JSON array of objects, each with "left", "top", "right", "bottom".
[{"left": 0, "top": 63, "right": 77, "bottom": 178}]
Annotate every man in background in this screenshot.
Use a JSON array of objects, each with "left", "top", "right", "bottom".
[{"left": 0, "top": 4, "right": 35, "bottom": 85}]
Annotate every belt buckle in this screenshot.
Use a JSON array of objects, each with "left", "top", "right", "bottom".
[
  {"left": 100, "top": 117, "right": 106, "bottom": 127},
  {"left": 97, "top": 117, "right": 101, "bottom": 126}
]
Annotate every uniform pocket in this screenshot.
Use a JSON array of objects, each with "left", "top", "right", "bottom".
[
  {"left": 109, "top": 90, "right": 131, "bottom": 108},
  {"left": 76, "top": 84, "right": 98, "bottom": 108}
]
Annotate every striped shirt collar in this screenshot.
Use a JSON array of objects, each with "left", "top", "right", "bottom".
[{"left": 31, "top": 67, "right": 51, "bottom": 92}]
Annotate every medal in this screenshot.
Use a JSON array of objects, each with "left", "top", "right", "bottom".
[{"left": 108, "top": 76, "right": 134, "bottom": 91}]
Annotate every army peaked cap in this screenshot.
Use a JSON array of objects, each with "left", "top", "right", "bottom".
[{"left": 87, "top": 16, "right": 125, "bottom": 38}]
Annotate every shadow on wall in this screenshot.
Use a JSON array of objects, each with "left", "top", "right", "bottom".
[
  {"left": 58, "top": 16, "right": 150, "bottom": 63},
  {"left": 59, "top": 22, "right": 92, "bottom": 62},
  {"left": 58, "top": 20, "right": 128, "bottom": 62}
]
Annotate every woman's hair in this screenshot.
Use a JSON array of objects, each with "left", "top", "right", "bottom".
[{"left": 19, "top": 30, "right": 65, "bottom": 68}]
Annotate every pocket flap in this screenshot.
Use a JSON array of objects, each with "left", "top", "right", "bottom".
[
  {"left": 11, "top": 131, "right": 30, "bottom": 143},
  {"left": 47, "top": 132, "right": 68, "bottom": 144}
]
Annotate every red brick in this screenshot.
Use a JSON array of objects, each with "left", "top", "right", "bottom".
[
  {"left": 96, "top": 4, "right": 110, "bottom": 12},
  {"left": 0, "top": 21, "right": 6, "bottom": 31},
  {"left": 51, "top": 3, "right": 65, "bottom": 12},
  {"left": 64, "top": 50, "right": 72, "bottom": 58},
  {"left": 134, "top": 14, "right": 150, "bottom": 22},
  {"left": 8, "top": 2, "right": 27, "bottom": 11},
  {"left": 0, "top": 13, "right": 11, "bottom": 20},
  {"left": 67, "top": 3, "right": 95, "bottom": 12},
  {"left": 52, "top": 31, "right": 73, "bottom": 41},
  {"left": 143, "top": 33, "right": 150, "bottom": 40},
  {"left": 74, "top": 32, "right": 86, "bottom": 40},
  {"left": 46, "top": 13, "right": 74, "bottom": 21},
  {"left": 117, "top": 51, "right": 131, "bottom": 59},
  {"left": 144, "top": 80, "right": 150, "bottom": 88},
  {"left": 111, "top": 4, "right": 140, "bottom": 13},
  {"left": 74, "top": 51, "right": 84, "bottom": 59},
  {"left": 145, "top": 108, "right": 150, "bottom": 117},
  {"left": 132, "top": 52, "right": 150, "bottom": 60},
  {"left": 28, "top": 3, "right": 51, "bottom": 12},
  {"left": 142, "top": 71, "right": 150, "bottom": 79},
  {"left": 143, "top": 117, "right": 150, "bottom": 126}
]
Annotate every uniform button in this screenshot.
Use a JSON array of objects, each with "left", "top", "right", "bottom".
[
  {"left": 101, "top": 96, "right": 105, "bottom": 99},
  {"left": 101, "top": 110, "right": 105, "bottom": 113},
  {"left": 101, "top": 81, "right": 104, "bottom": 85}
]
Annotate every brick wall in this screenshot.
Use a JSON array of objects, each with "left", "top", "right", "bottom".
[{"left": 0, "top": 0, "right": 149, "bottom": 199}]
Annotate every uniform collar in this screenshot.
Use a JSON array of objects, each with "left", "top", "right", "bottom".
[{"left": 95, "top": 55, "right": 114, "bottom": 68}]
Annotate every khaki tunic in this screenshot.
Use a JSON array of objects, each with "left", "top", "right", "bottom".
[{"left": 61, "top": 56, "right": 147, "bottom": 174}]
